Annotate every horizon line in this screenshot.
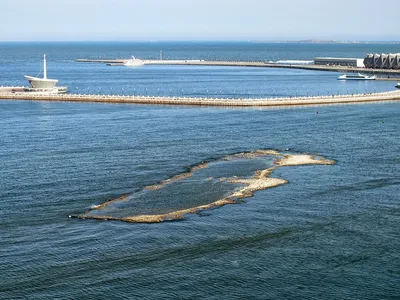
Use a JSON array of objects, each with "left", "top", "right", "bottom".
[{"left": 0, "top": 39, "right": 399, "bottom": 44}]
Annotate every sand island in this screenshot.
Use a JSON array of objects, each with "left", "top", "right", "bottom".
[{"left": 70, "top": 150, "right": 335, "bottom": 223}]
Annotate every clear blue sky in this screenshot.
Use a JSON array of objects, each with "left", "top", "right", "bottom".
[{"left": 0, "top": 0, "right": 398, "bottom": 41}]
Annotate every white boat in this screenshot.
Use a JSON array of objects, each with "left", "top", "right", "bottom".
[
  {"left": 123, "top": 56, "right": 144, "bottom": 67},
  {"left": 24, "top": 54, "right": 67, "bottom": 93},
  {"left": 396, "top": 83, "right": 400, "bottom": 89},
  {"left": 337, "top": 73, "right": 376, "bottom": 80}
]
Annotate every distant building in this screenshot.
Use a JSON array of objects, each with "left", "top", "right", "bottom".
[
  {"left": 364, "top": 53, "right": 400, "bottom": 69},
  {"left": 314, "top": 57, "right": 364, "bottom": 67}
]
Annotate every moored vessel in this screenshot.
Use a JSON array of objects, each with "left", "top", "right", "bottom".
[
  {"left": 337, "top": 73, "right": 376, "bottom": 80},
  {"left": 123, "top": 56, "right": 144, "bottom": 67},
  {"left": 106, "top": 56, "right": 144, "bottom": 67}
]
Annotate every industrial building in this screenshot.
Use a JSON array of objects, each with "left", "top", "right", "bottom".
[
  {"left": 314, "top": 57, "right": 365, "bottom": 67},
  {"left": 364, "top": 53, "right": 400, "bottom": 69}
]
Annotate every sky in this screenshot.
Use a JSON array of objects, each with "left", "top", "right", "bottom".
[{"left": 0, "top": 0, "right": 398, "bottom": 41}]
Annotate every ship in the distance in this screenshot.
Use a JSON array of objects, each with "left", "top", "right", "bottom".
[
  {"left": 123, "top": 56, "right": 144, "bottom": 67},
  {"left": 107, "top": 55, "right": 144, "bottom": 67},
  {"left": 337, "top": 73, "right": 376, "bottom": 80}
]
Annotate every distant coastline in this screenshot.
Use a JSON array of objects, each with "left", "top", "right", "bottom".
[
  {"left": 0, "top": 39, "right": 399, "bottom": 44},
  {"left": 296, "top": 39, "right": 400, "bottom": 44}
]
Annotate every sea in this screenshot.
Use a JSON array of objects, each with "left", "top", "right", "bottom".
[{"left": 0, "top": 42, "right": 399, "bottom": 299}]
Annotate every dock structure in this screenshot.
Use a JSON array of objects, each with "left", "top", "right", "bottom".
[
  {"left": 75, "top": 59, "right": 400, "bottom": 76},
  {"left": 1, "top": 90, "right": 400, "bottom": 107}
]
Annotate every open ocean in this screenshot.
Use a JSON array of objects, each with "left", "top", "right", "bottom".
[{"left": 1, "top": 42, "right": 399, "bottom": 299}]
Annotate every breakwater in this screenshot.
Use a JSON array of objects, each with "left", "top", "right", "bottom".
[
  {"left": 1, "top": 90, "right": 400, "bottom": 107},
  {"left": 76, "top": 59, "right": 400, "bottom": 76}
]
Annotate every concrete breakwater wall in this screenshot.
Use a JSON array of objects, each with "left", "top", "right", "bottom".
[
  {"left": 76, "top": 59, "right": 400, "bottom": 76},
  {"left": 1, "top": 90, "right": 400, "bottom": 107},
  {"left": 0, "top": 86, "right": 25, "bottom": 93}
]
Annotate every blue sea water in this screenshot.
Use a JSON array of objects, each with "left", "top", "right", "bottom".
[
  {"left": 0, "top": 42, "right": 400, "bottom": 299},
  {"left": 0, "top": 41, "right": 398, "bottom": 98}
]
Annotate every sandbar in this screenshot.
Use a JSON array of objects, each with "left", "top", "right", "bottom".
[{"left": 70, "top": 150, "right": 335, "bottom": 223}]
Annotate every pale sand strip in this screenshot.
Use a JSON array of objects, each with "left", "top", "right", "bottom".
[
  {"left": 71, "top": 199, "right": 236, "bottom": 223},
  {"left": 86, "top": 194, "right": 129, "bottom": 212},
  {"left": 276, "top": 154, "right": 336, "bottom": 166},
  {"left": 228, "top": 177, "right": 288, "bottom": 199},
  {"left": 70, "top": 151, "right": 336, "bottom": 223}
]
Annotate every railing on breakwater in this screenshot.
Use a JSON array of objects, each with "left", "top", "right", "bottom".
[{"left": 1, "top": 90, "right": 400, "bottom": 107}]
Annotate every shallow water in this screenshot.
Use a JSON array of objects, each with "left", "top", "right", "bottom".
[
  {"left": 1, "top": 42, "right": 399, "bottom": 299},
  {"left": 81, "top": 152, "right": 328, "bottom": 221}
]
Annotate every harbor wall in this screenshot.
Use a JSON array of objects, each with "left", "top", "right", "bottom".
[
  {"left": 76, "top": 59, "right": 400, "bottom": 76},
  {"left": 0, "top": 86, "right": 25, "bottom": 93},
  {"left": 1, "top": 90, "right": 400, "bottom": 107}
]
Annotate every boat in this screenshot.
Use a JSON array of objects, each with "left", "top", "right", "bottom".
[
  {"left": 396, "top": 83, "right": 400, "bottom": 89},
  {"left": 337, "top": 73, "right": 376, "bottom": 80},
  {"left": 123, "top": 56, "right": 144, "bottom": 67},
  {"left": 106, "top": 56, "right": 144, "bottom": 67},
  {"left": 24, "top": 54, "right": 67, "bottom": 93}
]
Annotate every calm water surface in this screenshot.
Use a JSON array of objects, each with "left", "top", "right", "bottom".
[{"left": 0, "top": 42, "right": 399, "bottom": 299}]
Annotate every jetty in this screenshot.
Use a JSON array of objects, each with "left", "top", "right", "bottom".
[
  {"left": 1, "top": 89, "right": 400, "bottom": 107},
  {"left": 75, "top": 59, "right": 400, "bottom": 77}
]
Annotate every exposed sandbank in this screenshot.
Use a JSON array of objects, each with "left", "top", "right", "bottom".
[
  {"left": 70, "top": 150, "right": 335, "bottom": 223},
  {"left": 276, "top": 154, "right": 336, "bottom": 166}
]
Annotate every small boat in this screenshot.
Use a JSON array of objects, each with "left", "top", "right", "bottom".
[
  {"left": 123, "top": 56, "right": 144, "bottom": 67},
  {"left": 337, "top": 73, "right": 376, "bottom": 80},
  {"left": 396, "top": 83, "right": 400, "bottom": 89}
]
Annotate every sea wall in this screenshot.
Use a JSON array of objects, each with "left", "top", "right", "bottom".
[{"left": 1, "top": 90, "right": 400, "bottom": 107}]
